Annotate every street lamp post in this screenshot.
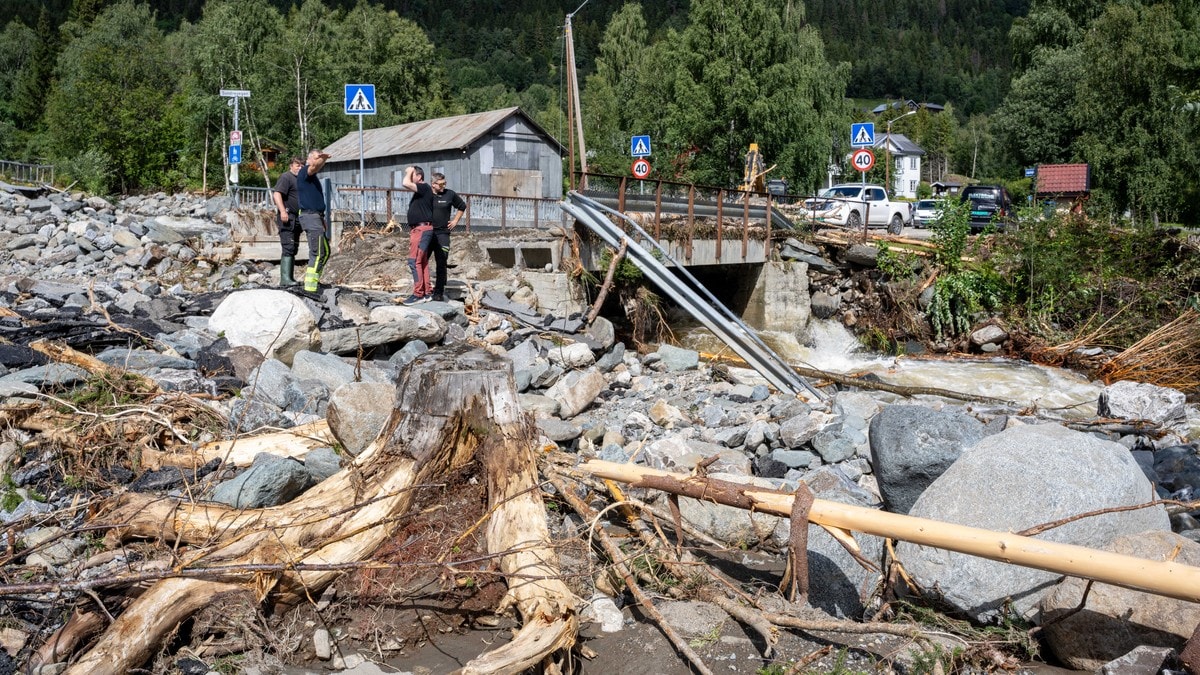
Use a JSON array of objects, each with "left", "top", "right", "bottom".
[{"left": 885, "top": 108, "right": 919, "bottom": 197}]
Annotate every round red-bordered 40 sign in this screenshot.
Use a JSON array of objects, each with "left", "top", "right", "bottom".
[
  {"left": 851, "top": 148, "right": 875, "bottom": 173},
  {"left": 631, "top": 158, "right": 652, "bottom": 179}
]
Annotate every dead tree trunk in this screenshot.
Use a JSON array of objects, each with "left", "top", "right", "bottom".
[{"left": 66, "top": 345, "right": 576, "bottom": 674}]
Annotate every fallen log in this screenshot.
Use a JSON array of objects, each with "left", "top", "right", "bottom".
[
  {"left": 63, "top": 345, "right": 576, "bottom": 674},
  {"left": 578, "top": 460, "right": 1200, "bottom": 604},
  {"left": 140, "top": 420, "right": 335, "bottom": 470}
]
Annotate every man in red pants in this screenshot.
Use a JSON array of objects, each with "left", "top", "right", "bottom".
[{"left": 401, "top": 165, "right": 433, "bottom": 304}]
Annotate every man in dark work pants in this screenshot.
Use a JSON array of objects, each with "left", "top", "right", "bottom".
[
  {"left": 296, "top": 149, "right": 331, "bottom": 293},
  {"left": 271, "top": 156, "right": 303, "bottom": 287},
  {"left": 421, "top": 172, "right": 468, "bottom": 302}
]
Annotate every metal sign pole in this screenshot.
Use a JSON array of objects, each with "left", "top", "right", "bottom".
[{"left": 358, "top": 114, "right": 365, "bottom": 226}]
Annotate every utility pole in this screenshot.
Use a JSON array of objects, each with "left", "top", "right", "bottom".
[
  {"left": 885, "top": 107, "right": 918, "bottom": 197},
  {"left": 565, "top": 2, "right": 589, "bottom": 191}
]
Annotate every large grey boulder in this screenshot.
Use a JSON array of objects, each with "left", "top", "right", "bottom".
[
  {"left": 366, "top": 306, "right": 447, "bottom": 343},
  {"left": 869, "top": 405, "right": 986, "bottom": 514},
  {"left": 243, "top": 359, "right": 297, "bottom": 410},
  {"left": 897, "top": 424, "right": 1169, "bottom": 622},
  {"left": 656, "top": 344, "right": 699, "bottom": 372},
  {"left": 546, "top": 342, "right": 595, "bottom": 369},
  {"left": 1098, "top": 380, "right": 1188, "bottom": 430},
  {"left": 326, "top": 382, "right": 396, "bottom": 456},
  {"left": 545, "top": 369, "right": 606, "bottom": 418},
  {"left": 291, "top": 350, "right": 357, "bottom": 393},
  {"left": 1040, "top": 530, "right": 1200, "bottom": 671},
  {"left": 209, "top": 290, "right": 319, "bottom": 366},
  {"left": 147, "top": 215, "right": 230, "bottom": 244},
  {"left": 679, "top": 472, "right": 781, "bottom": 548},
  {"left": 211, "top": 455, "right": 314, "bottom": 508}
]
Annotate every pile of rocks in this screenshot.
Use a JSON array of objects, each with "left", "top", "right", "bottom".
[{"left": 3, "top": 184, "right": 1200, "bottom": 671}]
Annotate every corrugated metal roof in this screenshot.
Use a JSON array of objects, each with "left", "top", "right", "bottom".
[
  {"left": 1036, "top": 163, "right": 1090, "bottom": 194},
  {"left": 876, "top": 133, "right": 925, "bottom": 156},
  {"left": 323, "top": 107, "right": 556, "bottom": 162}
]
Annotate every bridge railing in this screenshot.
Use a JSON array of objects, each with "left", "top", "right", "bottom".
[
  {"left": 574, "top": 171, "right": 809, "bottom": 263},
  {"left": 331, "top": 185, "right": 565, "bottom": 232},
  {"left": 0, "top": 160, "right": 55, "bottom": 185}
]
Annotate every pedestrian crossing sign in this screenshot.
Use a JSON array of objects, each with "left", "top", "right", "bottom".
[
  {"left": 344, "top": 84, "right": 376, "bottom": 115},
  {"left": 850, "top": 122, "right": 875, "bottom": 147},
  {"left": 630, "top": 135, "right": 651, "bottom": 157}
]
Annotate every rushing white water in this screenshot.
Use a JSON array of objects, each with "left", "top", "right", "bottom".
[{"left": 676, "top": 320, "right": 1106, "bottom": 420}]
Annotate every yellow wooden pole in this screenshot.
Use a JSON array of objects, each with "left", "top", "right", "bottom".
[{"left": 579, "top": 460, "right": 1200, "bottom": 604}]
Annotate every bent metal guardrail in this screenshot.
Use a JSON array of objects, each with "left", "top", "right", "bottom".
[{"left": 562, "top": 190, "right": 824, "bottom": 400}]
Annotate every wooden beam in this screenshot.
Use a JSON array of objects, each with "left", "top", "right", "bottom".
[{"left": 579, "top": 460, "right": 1200, "bottom": 604}]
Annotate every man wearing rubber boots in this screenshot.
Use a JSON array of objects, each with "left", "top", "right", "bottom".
[
  {"left": 297, "top": 149, "right": 331, "bottom": 293},
  {"left": 271, "top": 156, "right": 303, "bottom": 287}
]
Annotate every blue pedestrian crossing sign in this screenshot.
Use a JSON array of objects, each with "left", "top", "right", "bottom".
[
  {"left": 344, "top": 84, "right": 376, "bottom": 115},
  {"left": 228, "top": 144, "right": 241, "bottom": 164},
  {"left": 850, "top": 122, "right": 875, "bottom": 147},
  {"left": 630, "top": 135, "right": 651, "bottom": 157}
]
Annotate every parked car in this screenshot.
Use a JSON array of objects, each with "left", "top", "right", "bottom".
[
  {"left": 800, "top": 183, "right": 909, "bottom": 234},
  {"left": 912, "top": 199, "right": 945, "bottom": 228},
  {"left": 960, "top": 185, "right": 1014, "bottom": 232}
]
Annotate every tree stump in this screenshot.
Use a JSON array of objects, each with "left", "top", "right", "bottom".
[{"left": 64, "top": 344, "right": 577, "bottom": 674}]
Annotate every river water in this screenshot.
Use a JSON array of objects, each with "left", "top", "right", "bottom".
[{"left": 677, "top": 320, "right": 1109, "bottom": 422}]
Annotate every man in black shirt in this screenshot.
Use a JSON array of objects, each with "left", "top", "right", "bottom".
[
  {"left": 271, "top": 156, "right": 303, "bottom": 287},
  {"left": 402, "top": 165, "right": 434, "bottom": 304},
  {"left": 420, "top": 172, "right": 468, "bottom": 302},
  {"left": 297, "top": 149, "right": 331, "bottom": 293}
]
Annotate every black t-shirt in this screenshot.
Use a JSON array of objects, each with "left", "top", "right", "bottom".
[
  {"left": 407, "top": 182, "right": 434, "bottom": 225},
  {"left": 296, "top": 165, "right": 325, "bottom": 212},
  {"left": 273, "top": 171, "right": 299, "bottom": 213},
  {"left": 431, "top": 188, "right": 467, "bottom": 230}
]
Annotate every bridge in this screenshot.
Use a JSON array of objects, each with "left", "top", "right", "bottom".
[{"left": 226, "top": 172, "right": 807, "bottom": 271}]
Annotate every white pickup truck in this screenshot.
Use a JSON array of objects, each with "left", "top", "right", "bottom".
[{"left": 800, "top": 183, "right": 910, "bottom": 234}]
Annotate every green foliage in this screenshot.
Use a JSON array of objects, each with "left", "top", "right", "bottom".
[
  {"left": 929, "top": 198, "right": 974, "bottom": 272},
  {"left": 43, "top": 1, "right": 184, "bottom": 191},
  {"left": 985, "top": 208, "right": 1200, "bottom": 344},
  {"left": 875, "top": 240, "right": 919, "bottom": 280},
  {"left": 1, "top": 476, "right": 22, "bottom": 513},
  {"left": 599, "top": 246, "right": 643, "bottom": 285},
  {"left": 57, "top": 147, "right": 113, "bottom": 194},
  {"left": 929, "top": 270, "right": 1003, "bottom": 340}
]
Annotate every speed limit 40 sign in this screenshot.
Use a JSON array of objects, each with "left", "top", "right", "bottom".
[
  {"left": 631, "top": 158, "right": 651, "bottom": 179},
  {"left": 851, "top": 148, "right": 875, "bottom": 173}
]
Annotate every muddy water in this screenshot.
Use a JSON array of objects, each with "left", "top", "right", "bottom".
[{"left": 677, "top": 319, "right": 1105, "bottom": 420}]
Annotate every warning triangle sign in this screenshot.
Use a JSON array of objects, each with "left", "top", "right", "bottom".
[
  {"left": 348, "top": 88, "right": 374, "bottom": 112},
  {"left": 853, "top": 126, "right": 873, "bottom": 145}
]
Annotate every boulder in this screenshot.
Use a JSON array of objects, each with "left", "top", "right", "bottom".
[
  {"left": 655, "top": 344, "right": 699, "bottom": 372},
  {"left": 209, "top": 290, "right": 319, "bottom": 366},
  {"left": 868, "top": 405, "right": 986, "bottom": 514},
  {"left": 325, "top": 382, "right": 396, "bottom": 456},
  {"left": 897, "top": 424, "right": 1169, "bottom": 622},
  {"left": 1098, "top": 380, "right": 1188, "bottom": 430},
  {"left": 1040, "top": 531, "right": 1200, "bottom": 671},
  {"left": 210, "top": 455, "right": 314, "bottom": 508},
  {"left": 545, "top": 342, "right": 596, "bottom": 369},
  {"left": 678, "top": 472, "right": 782, "bottom": 548},
  {"left": 545, "top": 369, "right": 606, "bottom": 418}
]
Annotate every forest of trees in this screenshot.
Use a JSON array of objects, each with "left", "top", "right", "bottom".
[{"left": 0, "top": 0, "right": 1196, "bottom": 223}]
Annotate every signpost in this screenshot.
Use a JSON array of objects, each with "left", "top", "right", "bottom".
[
  {"left": 345, "top": 84, "right": 376, "bottom": 225},
  {"left": 631, "top": 158, "right": 651, "bottom": 180},
  {"left": 219, "top": 89, "right": 250, "bottom": 191}
]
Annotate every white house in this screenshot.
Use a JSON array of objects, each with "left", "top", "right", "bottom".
[{"left": 874, "top": 133, "right": 924, "bottom": 199}]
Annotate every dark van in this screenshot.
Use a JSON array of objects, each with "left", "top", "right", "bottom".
[{"left": 960, "top": 185, "right": 1013, "bottom": 232}]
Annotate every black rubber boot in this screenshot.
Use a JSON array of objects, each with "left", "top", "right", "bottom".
[{"left": 279, "top": 256, "right": 299, "bottom": 287}]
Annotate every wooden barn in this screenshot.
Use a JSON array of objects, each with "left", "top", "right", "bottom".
[{"left": 321, "top": 107, "right": 564, "bottom": 202}]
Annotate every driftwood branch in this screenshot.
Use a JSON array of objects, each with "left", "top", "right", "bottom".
[{"left": 585, "top": 239, "right": 628, "bottom": 326}]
